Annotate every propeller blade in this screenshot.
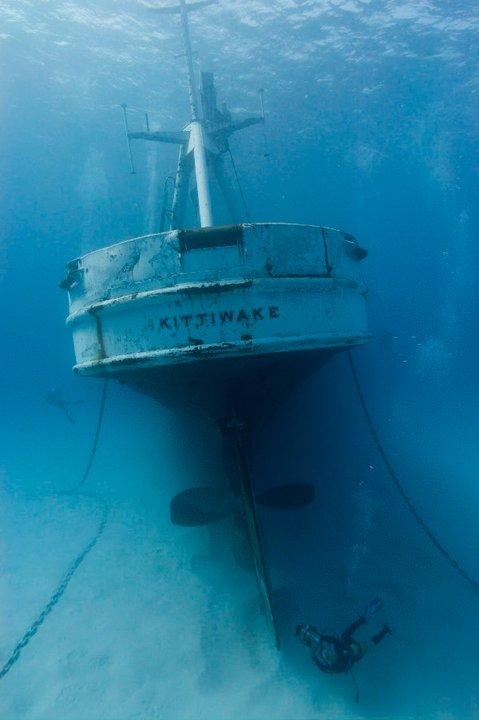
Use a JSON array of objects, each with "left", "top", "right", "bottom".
[
  {"left": 256, "top": 482, "right": 315, "bottom": 509},
  {"left": 170, "top": 487, "right": 233, "bottom": 526}
]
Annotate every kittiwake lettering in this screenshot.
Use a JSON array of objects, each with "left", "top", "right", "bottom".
[{"left": 156, "top": 306, "right": 281, "bottom": 333}]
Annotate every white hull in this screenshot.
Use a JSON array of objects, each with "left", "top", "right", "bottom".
[{"left": 64, "top": 222, "right": 369, "bottom": 389}]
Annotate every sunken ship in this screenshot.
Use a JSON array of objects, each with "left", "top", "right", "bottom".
[{"left": 61, "top": 0, "right": 369, "bottom": 646}]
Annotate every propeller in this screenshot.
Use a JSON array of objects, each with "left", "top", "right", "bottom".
[{"left": 170, "top": 482, "right": 315, "bottom": 527}]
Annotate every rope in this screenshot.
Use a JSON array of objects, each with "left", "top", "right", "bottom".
[
  {"left": 349, "top": 666, "right": 360, "bottom": 704},
  {"left": 0, "top": 379, "right": 110, "bottom": 681},
  {"left": 227, "top": 144, "right": 251, "bottom": 222},
  {"left": 77, "top": 379, "right": 108, "bottom": 491},
  {"left": 347, "top": 349, "right": 479, "bottom": 592}
]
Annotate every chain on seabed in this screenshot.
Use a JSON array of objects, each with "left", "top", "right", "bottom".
[{"left": 0, "top": 380, "right": 109, "bottom": 681}]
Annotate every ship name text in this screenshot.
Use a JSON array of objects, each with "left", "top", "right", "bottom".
[{"left": 149, "top": 306, "right": 281, "bottom": 332}]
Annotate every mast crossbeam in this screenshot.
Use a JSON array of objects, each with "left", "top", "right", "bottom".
[
  {"left": 128, "top": 131, "right": 187, "bottom": 144},
  {"left": 148, "top": 1, "right": 217, "bottom": 15}
]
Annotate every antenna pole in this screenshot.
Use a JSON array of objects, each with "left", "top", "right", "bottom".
[
  {"left": 121, "top": 104, "right": 136, "bottom": 174},
  {"left": 179, "top": 0, "right": 200, "bottom": 121},
  {"left": 259, "top": 88, "right": 266, "bottom": 120},
  {"left": 258, "top": 89, "right": 270, "bottom": 159}
]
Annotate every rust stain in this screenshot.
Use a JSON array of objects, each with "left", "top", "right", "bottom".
[{"left": 87, "top": 308, "right": 107, "bottom": 361}]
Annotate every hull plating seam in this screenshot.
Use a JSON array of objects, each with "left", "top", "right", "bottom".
[
  {"left": 73, "top": 333, "right": 371, "bottom": 375},
  {"left": 67, "top": 276, "right": 365, "bottom": 325}
]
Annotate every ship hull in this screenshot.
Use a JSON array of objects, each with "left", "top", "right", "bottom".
[
  {"left": 63, "top": 223, "right": 369, "bottom": 418},
  {"left": 111, "top": 344, "right": 332, "bottom": 425},
  {"left": 61, "top": 222, "right": 370, "bottom": 647}
]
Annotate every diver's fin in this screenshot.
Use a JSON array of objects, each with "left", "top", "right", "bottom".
[
  {"left": 363, "top": 596, "right": 384, "bottom": 622},
  {"left": 371, "top": 623, "right": 391, "bottom": 644},
  {"left": 170, "top": 487, "right": 233, "bottom": 526},
  {"left": 256, "top": 482, "right": 315, "bottom": 509}
]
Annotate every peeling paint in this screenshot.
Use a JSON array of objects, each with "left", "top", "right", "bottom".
[{"left": 63, "top": 223, "right": 369, "bottom": 379}]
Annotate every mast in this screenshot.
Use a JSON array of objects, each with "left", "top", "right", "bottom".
[
  {"left": 123, "top": 0, "right": 262, "bottom": 231},
  {"left": 179, "top": 0, "right": 200, "bottom": 121},
  {"left": 174, "top": 0, "right": 214, "bottom": 227}
]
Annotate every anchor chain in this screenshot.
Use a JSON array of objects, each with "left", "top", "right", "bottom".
[{"left": 0, "top": 380, "right": 109, "bottom": 680}]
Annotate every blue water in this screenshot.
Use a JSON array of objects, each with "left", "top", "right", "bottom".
[{"left": 1, "top": 1, "right": 479, "bottom": 718}]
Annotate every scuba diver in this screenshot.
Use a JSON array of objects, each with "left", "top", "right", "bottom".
[
  {"left": 296, "top": 597, "right": 390, "bottom": 699},
  {"left": 44, "top": 387, "right": 83, "bottom": 424}
]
